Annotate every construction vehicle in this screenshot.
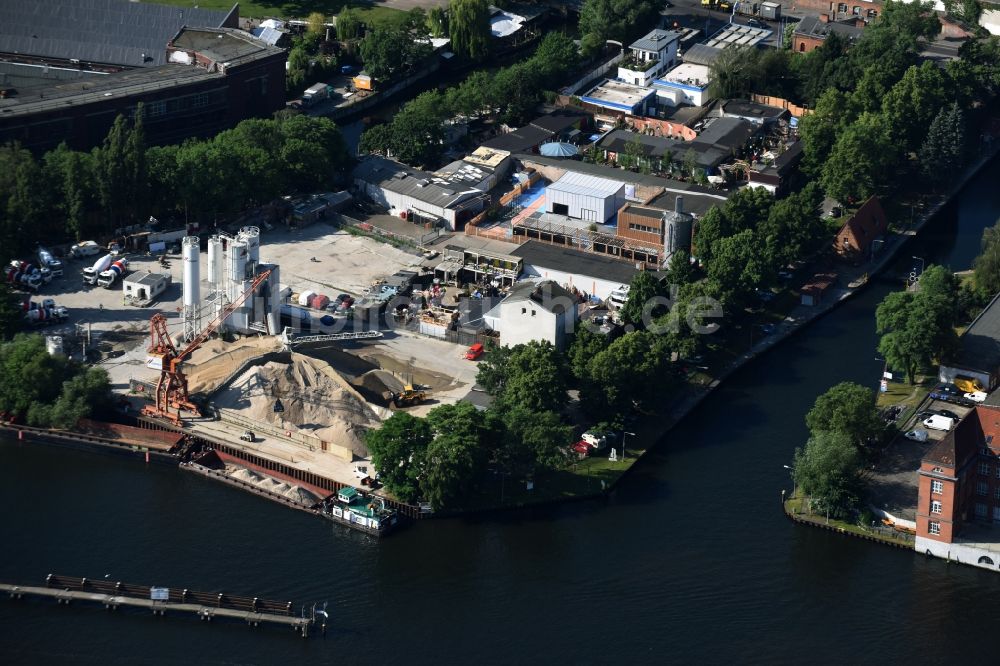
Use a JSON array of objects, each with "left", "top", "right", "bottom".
[
  {"left": 24, "top": 305, "right": 69, "bottom": 326},
  {"left": 4, "top": 262, "right": 43, "bottom": 292},
  {"left": 37, "top": 247, "right": 63, "bottom": 277},
  {"left": 97, "top": 258, "right": 129, "bottom": 288},
  {"left": 69, "top": 240, "right": 101, "bottom": 258},
  {"left": 953, "top": 376, "right": 985, "bottom": 394},
  {"left": 388, "top": 384, "right": 426, "bottom": 408},
  {"left": 240, "top": 430, "right": 256, "bottom": 442},
  {"left": 701, "top": 0, "right": 733, "bottom": 11},
  {"left": 142, "top": 269, "right": 273, "bottom": 424},
  {"left": 83, "top": 254, "right": 113, "bottom": 285}
]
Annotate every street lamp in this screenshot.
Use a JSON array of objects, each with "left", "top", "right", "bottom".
[
  {"left": 783, "top": 464, "right": 794, "bottom": 495},
  {"left": 621, "top": 431, "right": 636, "bottom": 463},
  {"left": 912, "top": 256, "right": 925, "bottom": 277}
]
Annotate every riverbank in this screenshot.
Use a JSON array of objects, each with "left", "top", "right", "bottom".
[{"left": 782, "top": 495, "right": 916, "bottom": 550}]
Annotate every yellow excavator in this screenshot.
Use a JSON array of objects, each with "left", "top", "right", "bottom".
[{"left": 388, "top": 384, "right": 426, "bottom": 408}]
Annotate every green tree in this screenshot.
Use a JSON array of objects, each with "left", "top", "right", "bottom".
[
  {"left": 620, "top": 271, "right": 668, "bottom": 328},
  {"left": 792, "top": 430, "right": 863, "bottom": 517},
  {"left": 705, "top": 229, "right": 770, "bottom": 308},
  {"left": 758, "top": 181, "right": 825, "bottom": 267},
  {"left": 95, "top": 114, "right": 131, "bottom": 230},
  {"left": 974, "top": 222, "right": 1000, "bottom": 296},
  {"left": 0, "top": 143, "right": 49, "bottom": 255},
  {"left": 365, "top": 412, "right": 433, "bottom": 502},
  {"left": 497, "top": 341, "right": 569, "bottom": 414},
  {"left": 881, "top": 61, "right": 952, "bottom": 153},
  {"left": 821, "top": 113, "right": 896, "bottom": 205},
  {"left": 805, "top": 382, "right": 882, "bottom": 448},
  {"left": 798, "top": 88, "right": 852, "bottom": 178},
  {"left": 578, "top": 0, "right": 659, "bottom": 55},
  {"left": 665, "top": 249, "right": 695, "bottom": 288},
  {"left": 360, "top": 27, "right": 412, "bottom": 79},
  {"left": 919, "top": 102, "right": 965, "bottom": 186},
  {"left": 286, "top": 46, "right": 310, "bottom": 95},
  {"left": 532, "top": 33, "right": 580, "bottom": 87},
  {"left": 449, "top": 0, "right": 491, "bottom": 60},
  {"left": 428, "top": 6, "right": 448, "bottom": 37},
  {"left": 502, "top": 406, "right": 572, "bottom": 472},
  {"left": 336, "top": 8, "right": 364, "bottom": 41},
  {"left": 0, "top": 283, "right": 22, "bottom": 341},
  {"left": 423, "top": 402, "right": 489, "bottom": 509},
  {"left": 876, "top": 268, "right": 959, "bottom": 384},
  {"left": 588, "top": 331, "right": 673, "bottom": 415},
  {"left": 307, "top": 12, "right": 326, "bottom": 36}
]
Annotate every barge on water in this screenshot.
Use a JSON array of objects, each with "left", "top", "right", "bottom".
[{"left": 318, "top": 486, "right": 398, "bottom": 536}]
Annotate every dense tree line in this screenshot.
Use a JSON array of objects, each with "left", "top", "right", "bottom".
[
  {"left": 577, "top": 0, "right": 662, "bottom": 56},
  {"left": 0, "top": 334, "right": 112, "bottom": 427},
  {"left": 359, "top": 10, "right": 435, "bottom": 80},
  {"left": 876, "top": 265, "right": 961, "bottom": 383},
  {"left": 0, "top": 112, "right": 350, "bottom": 256},
  {"left": 360, "top": 33, "right": 580, "bottom": 167}
]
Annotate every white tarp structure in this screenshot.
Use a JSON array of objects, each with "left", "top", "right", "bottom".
[{"left": 490, "top": 11, "right": 525, "bottom": 38}]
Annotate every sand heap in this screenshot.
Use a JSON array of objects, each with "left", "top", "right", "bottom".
[
  {"left": 226, "top": 465, "right": 320, "bottom": 505},
  {"left": 185, "top": 336, "right": 285, "bottom": 395},
  {"left": 213, "top": 353, "right": 379, "bottom": 458}
]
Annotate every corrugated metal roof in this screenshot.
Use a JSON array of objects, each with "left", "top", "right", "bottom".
[
  {"left": 547, "top": 171, "right": 624, "bottom": 198},
  {"left": 0, "top": 0, "right": 233, "bottom": 67},
  {"left": 629, "top": 29, "right": 681, "bottom": 53},
  {"left": 251, "top": 26, "right": 284, "bottom": 46},
  {"left": 354, "top": 156, "right": 482, "bottom": 210}
]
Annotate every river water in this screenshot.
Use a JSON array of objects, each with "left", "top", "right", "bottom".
[{"left": 2, "top": 159, "right": 1000, "bottom": 663}]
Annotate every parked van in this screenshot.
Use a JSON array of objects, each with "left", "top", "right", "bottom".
[
  {"left": 465, "top": 343, "right": 484, "bottom": 360},
  {"left": 923, "top": 415, "right": 956, "bottom": 432},
  {"left": 69, "top": 240, "right": 100, "bottom": 258},
  {"left": 608, "top": 285, "right": 630, "bottom": 309}
]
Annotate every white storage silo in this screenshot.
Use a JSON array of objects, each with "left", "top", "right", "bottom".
[
  {"left": 207, "top": 236, "right": 223, "bottom": 289},
  {"left": 181, "top": 236, "right": 201, "bottom": 341},
  {"left": 241, "top": 226, "right": 260, "bottom": 263}
]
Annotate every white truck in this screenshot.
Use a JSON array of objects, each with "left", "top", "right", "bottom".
[
  {"left": 37, "top": 247, "right": 63, "bottom": 277},
  {"left": 70, "top": 240, "right": 101, "bottom": 258},
  {"left": 83, "top": 253, "right": 113, "bottom": 285},
  {"left": 302, "top": 83, "right": 334, "bottom": 107},
  {"left": 97, "top": 258, "right": 129, "bottom": 288}
]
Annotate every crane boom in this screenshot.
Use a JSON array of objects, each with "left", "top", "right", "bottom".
[{"left": 141, "top": 268, "right": 273, "bottom": 424}]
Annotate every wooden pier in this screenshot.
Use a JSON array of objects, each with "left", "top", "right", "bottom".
[{"left": 1, "top": 575, "right": 320, "bottom": 637}]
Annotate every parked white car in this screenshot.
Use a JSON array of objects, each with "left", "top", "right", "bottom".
[
  {"left": 923, "top": 415, "right": 955, "bottom": 432},
  {"left": 904, "top": 429, "right": 929, "bottom": 442},
  {"left": 964, "top": 391, "right": 988, "bottom": 403}
]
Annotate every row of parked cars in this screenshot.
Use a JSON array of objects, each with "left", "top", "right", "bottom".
[{"left": 904, "top": 378, "right": 991, "bottom": 441}]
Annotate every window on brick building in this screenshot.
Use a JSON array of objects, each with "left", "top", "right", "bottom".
[
  {"left": 931, "top": 500, "right": 942, "bottom": 514},
  {"left": 976, "top": 503, "right": 989, "bottom": 518},
  {"left": 931, "top": 480, "right": 943, "bottom": 494},
  {"left": 980, "top": 462, "right": 991, "bottom": 476},
  {"left": 929, "top": 521, "right": 941, "bottom": 535},
  {"left": 977, "top": 481, "right": 988, "bottom": 496}
]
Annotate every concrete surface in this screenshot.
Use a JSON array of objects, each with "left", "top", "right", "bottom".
[{"left": 261, "top": 222, "right": 423, "bottom": 298}]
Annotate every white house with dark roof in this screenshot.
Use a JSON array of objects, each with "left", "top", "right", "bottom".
[
  {"left": 618, "top": 29, "right": 681, "bottom": 87},
  {"left": 484, "top": 279, "right": 579, "bottom": 350}
]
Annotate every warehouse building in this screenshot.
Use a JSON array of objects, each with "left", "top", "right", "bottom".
[
  {"left": 353, "top": 156, "right": 489, "bottom": 230},
  {"left": 511, "top": 241, "right": 638, "bottom": 301},
  {"left": 545, "top": 172, "right": 627, "bottom": 224}
]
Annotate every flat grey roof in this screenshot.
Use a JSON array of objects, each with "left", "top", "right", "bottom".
[
  {"left": 512, "top": 240, "right": 638, "bottom": 285},
  {"left": 950, "top": 292, "right": 1000, "bottom": 374},
  {"left": 169, "top": 28, "right": 283, "bottom": 68},
  {"left": 127, "top": 271, "right": 169, "bottom": 286},
  {"left": 630, "top": 29, "right": 682, "bottom": 53},
  {"left": 0, "top": 0, "right": 234, "bottom": 68},
  {"left": 0, "top": 63, "right": 216, "bottom": 117},
  {"left": 354, "top": 156, "right": 482, "bottom": 210}
]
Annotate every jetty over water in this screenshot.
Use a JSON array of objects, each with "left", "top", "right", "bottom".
[{"left": 1, "top": 575, "right": 320, "bottom": 637}]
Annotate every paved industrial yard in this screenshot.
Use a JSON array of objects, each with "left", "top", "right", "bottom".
[{"left": 261, "top": 223, "right": 422, "bottom": 298}]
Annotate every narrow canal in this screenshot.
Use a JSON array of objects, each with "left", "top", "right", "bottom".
[{"left": 2, "top": 159, "right": 1000, "bottom": 663}]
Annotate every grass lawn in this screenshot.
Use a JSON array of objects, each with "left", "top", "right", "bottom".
[
  {"left": 784, "top": 497, "right": 915, "bottom": 548},
  {"left": 876, "top": 375, "right": 934, "bottom": 427},
  {"left": 148, "top": 0, "right": 405, "bottom": 25}
]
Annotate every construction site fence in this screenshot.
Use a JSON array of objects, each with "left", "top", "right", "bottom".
[{"left": 751, "top": 94, "right": 812, "bottom": 118}]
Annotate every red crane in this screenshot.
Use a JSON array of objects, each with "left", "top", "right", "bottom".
[{"left": 141, "top": 269, "right": 273, "bottom": 424}]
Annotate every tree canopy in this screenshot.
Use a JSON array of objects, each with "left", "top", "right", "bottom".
[
  {"left": 449, "top": 0, "right": 492, "bottom": 60},
  {"left": 793, "top": 430, "right": 863, "bottom": 517},
  {"left": 805, "top": 382, "right": 882, "bottom": 448},
  {"left": 578, "top": 0, "right": 660, "bottom": 55}
]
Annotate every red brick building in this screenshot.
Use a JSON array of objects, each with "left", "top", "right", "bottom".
[
  {"left": 916, "top": 399, "right": 1000, "bottom": 570},
  {"left": 833, "top": 196, "right": 888, "bottom": 262},
  {"left": 792, "top": 14, "right": 866, "bottom": 53}
]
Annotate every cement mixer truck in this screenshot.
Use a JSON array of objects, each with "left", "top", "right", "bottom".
[
  {"left": 83, "top": 253, "right": 113, "bottom": 285},
  {"left": 97, "top": 258, "right": 129, "bottom": 288},
  {"left": 4, "top": 264, "right": 42, "bottom": 292},
  {"left": 24, "top": 305, "right": 69, "bottom": 327}
]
